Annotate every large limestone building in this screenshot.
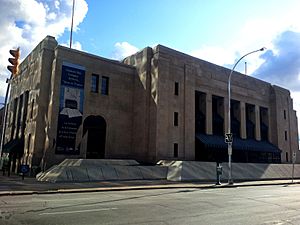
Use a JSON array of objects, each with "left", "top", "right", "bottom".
[{"left": 2, "top": 36, "right": 299, "bottom": 171}]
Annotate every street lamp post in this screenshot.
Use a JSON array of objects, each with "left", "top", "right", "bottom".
[{"left": 227, "top": 47, "right": 266, "bottom": 185}]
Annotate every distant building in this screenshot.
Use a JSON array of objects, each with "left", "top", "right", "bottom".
[{"left": 2, "top": 36, "right": 299, "bottom": 171}]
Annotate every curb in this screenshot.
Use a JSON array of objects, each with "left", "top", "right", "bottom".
[{"left": 0, "top": 180, "right": 299, "bottom": 196}]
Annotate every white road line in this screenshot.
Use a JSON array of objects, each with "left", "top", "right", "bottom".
[
  {"left": 34, "top": 197, "right": 105, "bottom": 202},
  {"left": 39, "top": 208, "right": 117, "bottom": 216}
]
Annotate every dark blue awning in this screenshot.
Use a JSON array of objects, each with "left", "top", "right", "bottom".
[
  {"left": 3, "top": 138, "right": 24, "bottom": 154},
  {"left": 196, "top": 133, "right": 281, "bottom": 153}
]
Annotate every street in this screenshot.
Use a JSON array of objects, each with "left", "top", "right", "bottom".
[{"left": 1, "top": 184, "right": 300, "bottom": 225}]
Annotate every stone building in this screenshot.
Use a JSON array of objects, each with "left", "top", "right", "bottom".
[
  {"left": 2, "top": 36, "right": 299, "bottom": 171},
  {"left": 0, "top": 106, "right": 4, "bottom": 147}
]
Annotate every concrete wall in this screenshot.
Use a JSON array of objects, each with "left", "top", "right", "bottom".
[
  {"left": 159, "top": 160, "right": 300, "bottom": 182},
  {"left": 37, "top": 159, "right": 300, "bottom": 183},
  {"left": 37, "top": 159, "right": 167, "bottom": 182}
]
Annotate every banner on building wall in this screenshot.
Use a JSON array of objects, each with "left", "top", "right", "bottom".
[{"left": 55, "top": 62, "right": 85, "bottom": 155}]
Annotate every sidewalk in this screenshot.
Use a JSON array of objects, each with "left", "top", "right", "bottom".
[{"left": 0, "top": 174, "right": 299, "bottom": 196}]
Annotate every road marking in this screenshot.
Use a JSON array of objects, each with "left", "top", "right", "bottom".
[
  {"left": 39, "top": 208, "right": 117, "bottom": 216},
  {"left": 34, "top": 197, "right": 105, "bottom": 202}
]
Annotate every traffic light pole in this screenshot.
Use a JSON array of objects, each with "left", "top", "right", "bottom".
[
  {"left": 1, "top": 47, "right": 20, "bottom": 157},
  {"left": 0, "top": 78, "right": 11, "bottom": 157}
]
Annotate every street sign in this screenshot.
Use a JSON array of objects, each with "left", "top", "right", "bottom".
[
  {"left": 225, "top": 133, "right": 233, "bottom": 143},
  {"left": 20, "top": 165, "right": 29, "bottom": 174}
]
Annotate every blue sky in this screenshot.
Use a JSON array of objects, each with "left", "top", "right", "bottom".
[
  {"left": 1, "top": 0, "right": 300, "bottom": 139},
  {"left": 58, "top": 0, "right": 280, "bottom": 58}
]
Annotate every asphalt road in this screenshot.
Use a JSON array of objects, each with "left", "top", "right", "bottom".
[{"left": 1, "top": 184, "right": 300, "bottom": 225}]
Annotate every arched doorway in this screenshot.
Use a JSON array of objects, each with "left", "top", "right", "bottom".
[{"left": 83, "top": 115, "right": 106, "bottom": 159}]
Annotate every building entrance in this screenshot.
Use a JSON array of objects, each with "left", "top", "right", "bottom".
[{"left": 83, "top": 115, "right": 106, "bottom": 159}]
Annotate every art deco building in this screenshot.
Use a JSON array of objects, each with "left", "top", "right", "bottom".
[
  {"left": 0, "top": 107, "right": 4, "bottom": 147},
  {"left": 2, "top": 36, "right": 299, "bottom": 172}
]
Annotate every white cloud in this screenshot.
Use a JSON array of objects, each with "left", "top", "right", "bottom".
[
  {"left": 61, "top": 41, "right": 83, "bottom": 51},
  {"left": 190, "top": 46, "right": 235, "bottom": 67},
  {"left": 0, "top": 0, "right": 88, "bottom": 97},
  {"left": 71, "top": 41, "right": 82, "bottom": 51},
  {"left": 189, "top": 1, "right": 300, "bottom": 75},
  {"left": 254, "top": 31, "right": 300, "bottom": 91},
  {"left": 190, "top": 45, "right": 266, "bottom": 76},
  {"left": 112, "top": 42, "right": 139, "bottom": 60},
  {"left": 189, "top": 3, "right": 300, "bottom": 145}
]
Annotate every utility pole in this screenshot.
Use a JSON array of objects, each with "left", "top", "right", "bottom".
[{"left": 70, "top": 0, "right": 75, "bottom": 48}]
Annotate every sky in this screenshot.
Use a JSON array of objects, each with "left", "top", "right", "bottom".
[{"left": 0, "top": 0, "right": 300, "bottom": 143}]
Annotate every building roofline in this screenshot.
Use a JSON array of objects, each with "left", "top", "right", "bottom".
[
  {"left": 151, "top": 44, "right": 293, "bottom": 93},
  {"left": 56, "top": 45, "right": 136, "bottom": 70}
]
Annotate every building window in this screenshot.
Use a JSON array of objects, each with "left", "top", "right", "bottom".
[
  {"left": 284, "top": 110, "right": 286, "bottom": 120},
  {"left": 91, "top": 74, "right": 99, "bottom": 93},
  {"left": 30, "top": 99, "right": 34, "bottom": 119},
  {"left": 174, "top": 112, "right": 178, "bottom": 126},
  {"left": 286, "top": 152, "right": 289, "bottom": 162},
  {"left": 174, "top": 82, "right": 179, "bottom": 96},
  {"left": 285, "top": 131, "right": 288, "bottom": 141},
  {"left": 101, "top": 76, "right": 109, "bottom": 95},
  {"left": 174, "top": 143, "right": 178, "bottom": 158},
  {"left": 27, "top": 134, "right": 31, "bottom": 153}
]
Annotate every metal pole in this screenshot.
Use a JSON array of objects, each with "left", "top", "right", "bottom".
[
  {"left": 292, "top": 160, "right": 295, "bottom": 183},
  {"left": 0, "top": 78, "right": 11, "bottom": 157},
  {"left": 227, "top": 47, "right": 266, "bottom": 185},
  {"left": 292, "top": 151, "right": 296, "bottom": 183},
  {"left": 69, "top": 0, "right": 75, "bottom": 48}
]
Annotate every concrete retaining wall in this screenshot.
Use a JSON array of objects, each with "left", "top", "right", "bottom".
[
  {"left": 37, "top": 159, "right": 167, "bottom": 182},
  {"left": 158, "top": 160, "right": 300, "bottom": 181},
  {"left": 37, "top": 159, "right": 300, "bottom": 183}
]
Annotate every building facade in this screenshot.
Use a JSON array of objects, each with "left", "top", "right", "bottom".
[
  {"left": 0, "top": 106, "right": 4, "bottom": 148},
  {"left": 2, "top": 36, "right": 299, "bottom": 171}
]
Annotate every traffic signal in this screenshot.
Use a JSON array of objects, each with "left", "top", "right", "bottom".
[{"left": 7, "top": 47, "right": 20, "bottom": 77}]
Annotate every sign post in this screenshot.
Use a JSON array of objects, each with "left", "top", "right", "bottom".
[
  {"left": 225, "top": 133, "right": 233, "bottom": 184},
  {"left": 292, "top": 152, "right": 296, "bottom": 183},
  {"left": 20, "top": 165, "right": 29, "bottom": 180}
]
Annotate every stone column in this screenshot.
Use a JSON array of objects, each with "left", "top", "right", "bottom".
[
  {"left": 13, "top": 97, "right": 20, "bottom": 139},
  {"left": 20, "top": 93, "right": 26, "bottom": 134},
  {"left": 255, "top": 105, "right": 261, "bottom": 141},
  {"left": 240, "top": 102, "right": 247, "bottom": 139},
  {"left": 268, "top": 109, "right": 272, "bottom": 142},
  {"left": 206, "top": 93, "right": 213, "bottom": 135}
]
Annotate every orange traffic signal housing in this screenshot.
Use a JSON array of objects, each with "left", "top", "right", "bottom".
[{"left": 7, "top": 47, "right": 20, "bottom": 76}]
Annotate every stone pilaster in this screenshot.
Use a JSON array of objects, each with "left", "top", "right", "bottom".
[
  {"left": 240, "top": 102, "right": 246, "bottom": 139},
  {"left": 255, "top": 105, "right": 261, "bottom": 141},
  {"left": 224, "top": 96, "right": 229, "bottom": 135},
  {"left": 206, "top": 93, "right": 213, "bottom": 135}
]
